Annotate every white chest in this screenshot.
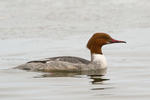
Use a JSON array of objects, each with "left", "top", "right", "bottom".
[{"left": 91, "top": 54, "right": 107, "bottom": 68}]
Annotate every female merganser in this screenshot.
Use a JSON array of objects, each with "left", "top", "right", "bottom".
[{"left": 15, "top": 33, "right": 126, "bottom": 72}]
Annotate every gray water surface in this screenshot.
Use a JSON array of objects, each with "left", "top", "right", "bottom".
[{"left": 0, "top": 0, "right": 150, "bottom": 100}]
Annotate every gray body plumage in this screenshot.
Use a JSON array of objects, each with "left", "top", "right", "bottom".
[{"left": 15, "top": 56, "right": 106, "bottom": 73}]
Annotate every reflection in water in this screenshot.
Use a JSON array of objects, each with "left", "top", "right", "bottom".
[
  {"left": 35, "top": 69, "right": 109, "bottom": 84},
  {"left": 90, "top": 75, "right": 109, "bottom": 84},
  {"left": 87, "top": 68, "right": 109, "bottom": 84},
  {"left": 34, "top": 68, "right": 111, "bottom": 91},
  {"left": 35, "top": 68, "right": 107, "bottom": 77}
]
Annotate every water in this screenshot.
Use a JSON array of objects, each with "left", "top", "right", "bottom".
[{"left": 0, "top": 0, "right": 150, "bottom": 100}]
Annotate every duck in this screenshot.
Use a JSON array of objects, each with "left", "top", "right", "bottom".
[{"left": 15, "top": 33, "right": 126, "bottom": 73}]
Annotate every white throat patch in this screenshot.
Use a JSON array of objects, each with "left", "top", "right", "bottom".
[{"left": 91, "top": 54, "right": 107, "bottom": 68}]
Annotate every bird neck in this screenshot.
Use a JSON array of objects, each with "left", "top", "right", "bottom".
[
  {"left": 90, "top": 53, "right": 107, "bottom": 68},
  {"left": 90, "top": 45, "right": 103, "bottom": 54}
]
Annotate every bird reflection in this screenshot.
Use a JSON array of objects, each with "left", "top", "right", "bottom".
[
  {"left": 34, "top": 69, "right": 110, "bottom": 91},
  {"left": 88, "top": 68, "right": 109, "bottom": 84},
  {"left": 35, "top": 68, "right": 109, "bottom": 83},
  {"left": 90, "top": 74, "right": 109, "bottom": 84}
]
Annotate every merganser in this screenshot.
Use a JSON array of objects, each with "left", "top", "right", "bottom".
[{"left": 15, "top": 33, "right": 126, "bottom": 73}]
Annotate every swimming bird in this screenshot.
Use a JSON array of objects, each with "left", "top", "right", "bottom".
[{"left": 15, "top": 33, "right": 126, "bottom": 73}]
